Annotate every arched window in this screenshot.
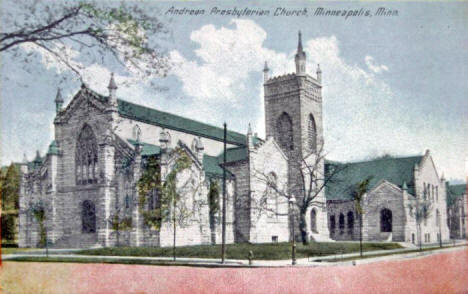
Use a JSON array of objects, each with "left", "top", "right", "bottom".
[
  {"left": 308, "top": 114, "right": 317, "bottom": 152},
  {"left": 76, "top": 125, "right": 98, "bottom": 185},
  {"left": 347, "top": 211, "right": 354, "bottom": 232},
  {"left": 339, "top": 213, "right": 345, "bottom": 234},
  {"left": 276, "top": 112, "right": 294, "bottom": 151},
  {"left": 380, "top": 208, "right": 392, "bottom": 232},
  {"left": 82, "top": 200, "right": 96, "bottom": 233},
  {"left": 310, "top": 209, "right": 317, "bottom": 233},
  {"left": 330, "top": 215, "right": 336, "bottom": 234}
]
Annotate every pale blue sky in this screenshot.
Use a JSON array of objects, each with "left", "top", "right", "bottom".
[{"left": 1, "top": 1, "right": 467, "bottom": 182}]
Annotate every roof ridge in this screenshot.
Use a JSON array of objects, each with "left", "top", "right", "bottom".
[
  {"left": 117, "top": 98, "right": 246, "bottom": 146},
  {"left": 341, "top": 155, "right": 423, "bottom": 165}
]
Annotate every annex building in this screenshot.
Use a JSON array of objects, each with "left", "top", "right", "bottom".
[{"left": 19, "top": 33, "right": 452, "bottom": 248}]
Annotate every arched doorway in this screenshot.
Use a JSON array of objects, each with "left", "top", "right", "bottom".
[
  {"left": 310, "top": 209, "right": 317, "bottom": 233},
  {"left": 380, "top": 208, "right": 392, "bottom": 232},
  {"left": 82, "top": 200, "right": 96, "bottom": 233}
]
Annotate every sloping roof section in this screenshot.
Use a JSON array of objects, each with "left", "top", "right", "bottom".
[
  {"left": 217, "top": 146, "right": 248, "bottom": 164},
  {"left": 80, "top": 86, "right": 248, "bottom": 146},
  {"left": 325, "top": 156, "right": 423, "bottom": 201},
  {"left": 127, "top": 139, "right": 161, "bottom": 157},
  {"left": 447, "top": 183, "right": 466, "bottom": 206},
  {"left": 117, "top": 99, "right": 247, "bottom": 146}
]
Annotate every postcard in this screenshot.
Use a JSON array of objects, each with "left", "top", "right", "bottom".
[{"left": 1, "top": 1, "right": 467, "bottom": 293}]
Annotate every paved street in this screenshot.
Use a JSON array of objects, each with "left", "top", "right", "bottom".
[{"left": 1, "top": 247, "right": 467, "bottom": 293}]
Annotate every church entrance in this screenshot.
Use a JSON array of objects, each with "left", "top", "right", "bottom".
[{"left": 82, "top": 200, "right": 96, "bottom": 233}]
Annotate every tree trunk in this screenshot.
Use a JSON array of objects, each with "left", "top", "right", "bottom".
[
  {"left": 299, "top": 210, "right": 309, "bottom": 245},
  {"left": 359, "top": 213, "right": 363, "bottom": 257},
  {"left": 418, "top": 222, "right": 422, "bottom": 251},
  {"left": 116, "top": 228, "right": 120, "bottom": 247},
  {"left": 209, "top": 213, "right": 216, "bottom": 245}
]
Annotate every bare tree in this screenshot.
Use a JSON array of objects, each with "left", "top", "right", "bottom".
[
  {"left": 1, "top": 1, "right": 170, "bottom": 88},
  {"left": 408, "top": 196, "right": 433, "bottom": 251},
  {"left": 252, "top": 144, "right": 347, "bottom": 244}
]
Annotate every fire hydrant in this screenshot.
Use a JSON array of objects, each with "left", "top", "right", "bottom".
[{"left": 248, "top": 250, "right": 254, "bottom": 266}]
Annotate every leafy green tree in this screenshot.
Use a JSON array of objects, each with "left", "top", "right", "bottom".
[
  {"left": 31, "top": 204, "right": 47, "bottom": 248},
  {"left": 351, "top": 176, "right": 372, "bottom": 257},
  {"left": 137, "top": 148, "right": 194, "bottom": 258},
  {"left": 1, "top": 164, "right": 20, "bottom": 211},
  {"left": 110, "top": 213, "right": 132, "bottom": 247},
  {"left": 208, "top": 179, "right": 220, "bottom": 244},
  {"left": 1, "top": 164, "right": 20, "bottom": 245},
  {"left": 1, "top": 1, "right": 170, "bottom": 89}
]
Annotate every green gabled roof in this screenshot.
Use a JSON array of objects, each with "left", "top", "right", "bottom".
[
  {"left": 447, "top": 183, "right": 466, "bottom": 206},
  {"left": 325, "top": 155, "right": 423, "bottom": 201},
  {"left": 203, "top": 154, "right": 233, "bottom": 178},
  {"left": 80, "top": 86, "right": 248, "bottom": 146},
  {"left": 117, "top": 99, "right": 247, "bottom": 146},
  {"left": 203, "top": 154, "right": 223, "bottom": 177},
  {"left": 127, "top": 139, "right": 161, "bottom": 157},
  {"left": 217, "top": 146, "right": 248, "bottom": 164}
]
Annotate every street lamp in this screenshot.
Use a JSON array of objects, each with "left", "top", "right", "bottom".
[{"left": 289, "top": 195, "right": 297, "bottom": 265}]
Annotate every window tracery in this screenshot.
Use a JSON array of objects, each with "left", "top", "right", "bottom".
[
  {"left": 276, "top": 112, "right": 294, "bottom": 151},
  {"left": 76, "top": 125, "right": 98, "bottom": 185}
]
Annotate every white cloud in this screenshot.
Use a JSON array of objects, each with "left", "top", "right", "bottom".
[
  {"left": 365, "top": 55, "right": 389, "bottom": 73},
  {"left": 169, "top": 19, "right": 289, "bottom": 105},
  {"left": 6, "top": 19, "right": 464, "bottom": 180},
  {"left": 168, "top": 21, "right": 440, "bottom": 165}
]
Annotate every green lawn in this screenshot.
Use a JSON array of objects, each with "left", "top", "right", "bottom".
[
  {"left": 1, "top": 247, "right": 35, "bottom": 255},
  {"left": 318, "top": 244, "right": 467, "bottom": 262},
  {"left": 77, "top": 242, "right": 403, "bottom": 260}
]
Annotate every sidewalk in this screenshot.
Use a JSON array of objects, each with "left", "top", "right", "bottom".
[{"left": 2, "top": 240, "right": 467, "bottom": 268}]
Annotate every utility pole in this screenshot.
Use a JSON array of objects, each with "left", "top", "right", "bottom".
[
  {"left": 222, "top": 122, "right": 227, "bottom": 264},
  {"left": 173, "top": 195, "right": 176, "bottom": 261}
]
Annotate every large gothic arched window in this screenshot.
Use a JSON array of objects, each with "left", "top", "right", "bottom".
[
  {"left": 276, "top": 112, "right": 294, "bottom": 151},
  {"left": 76, "top": 124, "right": 98, "bottom": 185},
  {"left": 308, "top": 114, "right": 317, "bottom": 152}
]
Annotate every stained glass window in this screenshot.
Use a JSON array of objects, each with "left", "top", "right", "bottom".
[{"left": 76, "top": 125, "right": 98, "bottom": 185}]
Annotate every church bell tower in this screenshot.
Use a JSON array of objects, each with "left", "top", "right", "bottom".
[{"left": 263, "top": 31, "right": 329, "bottom": 241}]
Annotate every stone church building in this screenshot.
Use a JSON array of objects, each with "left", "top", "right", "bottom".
[{"left": 19, "top": 33, "right": 450, "bottom": 248}]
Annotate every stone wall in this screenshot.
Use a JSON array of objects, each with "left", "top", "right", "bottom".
[
  {"left": 363, "top": 182, "right": 406, "bottom": 242},
  {"left": 327, "top": 200, "right": 360, "bottom": 241},
  {"left": 248, "top": 137, "right": 290, "bottom": 243},
  {"left": 414, "top": 152, "right": 450, "bottom": 243},
  {"left": 226, "top": 161, "right": 250, "bottom": 243}
]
